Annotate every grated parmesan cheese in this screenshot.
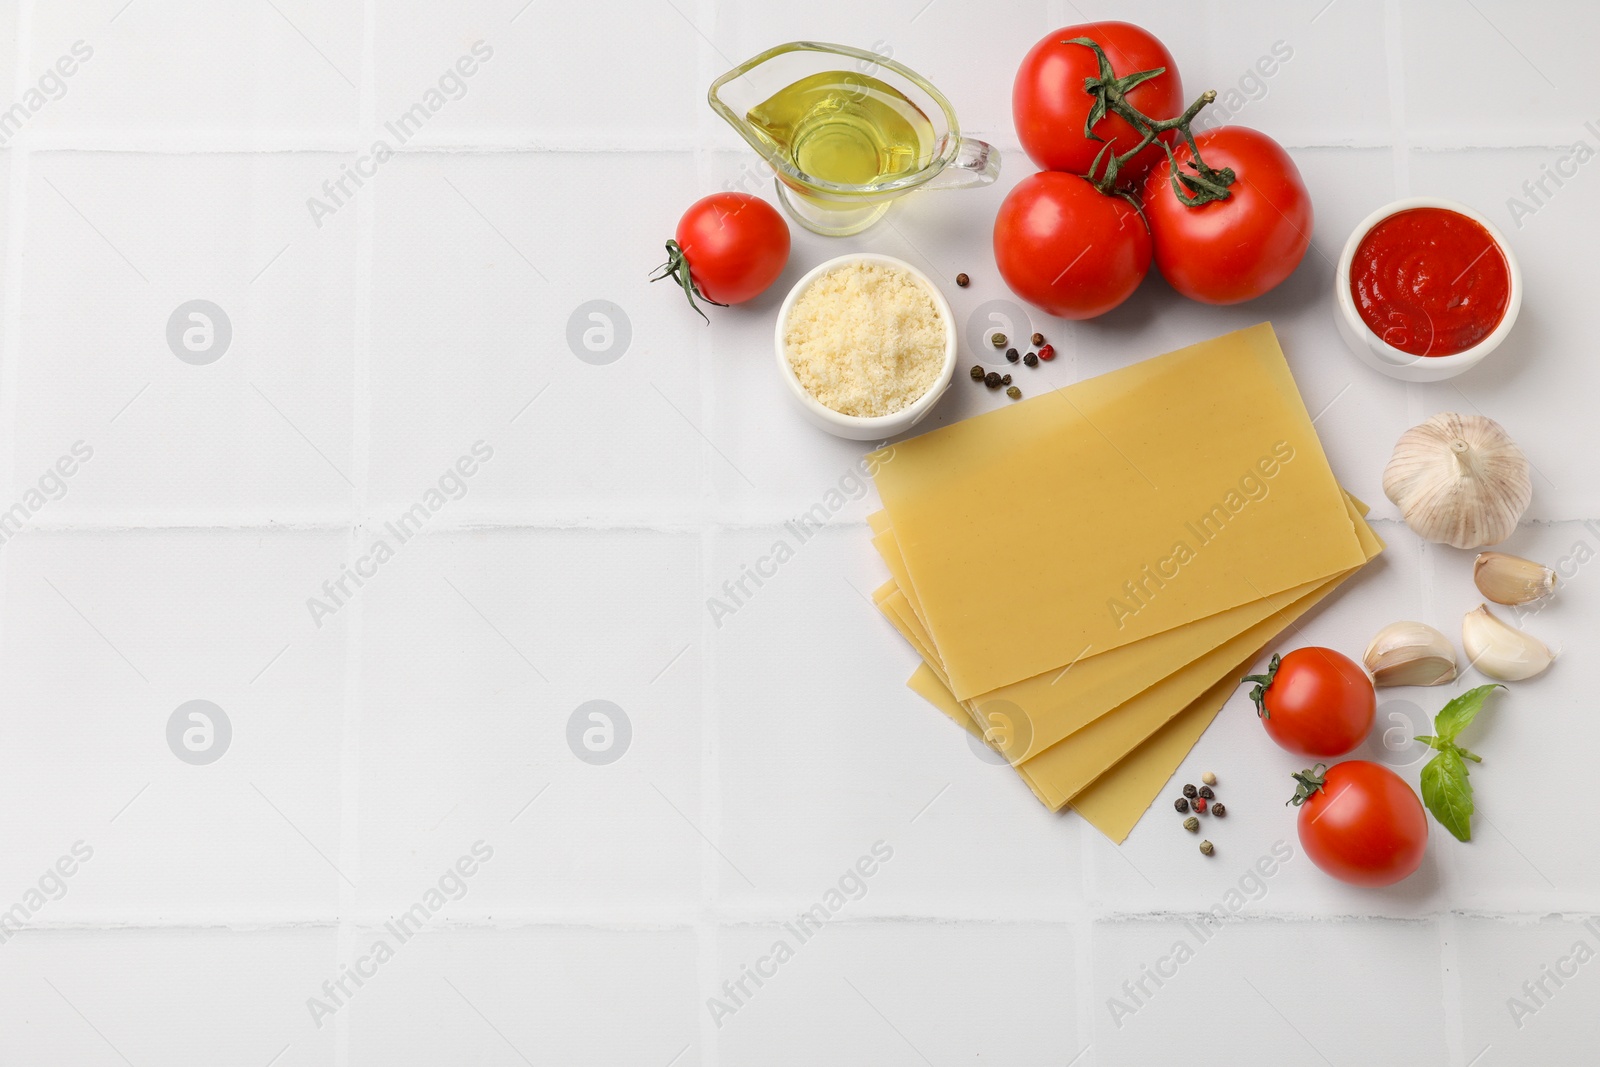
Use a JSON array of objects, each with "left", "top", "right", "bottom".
[{"left": 784, "top": 262, "right": 947, "bottom": 418}]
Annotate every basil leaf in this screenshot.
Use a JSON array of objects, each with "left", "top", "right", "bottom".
[
  {"left": 1420, "top": 747, "right": 1474, "bottom": 842},
  {"left": 1434, "top": 684, "right": 1504, "bottom": 744}
]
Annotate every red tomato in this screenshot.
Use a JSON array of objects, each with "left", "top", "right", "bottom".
[
  {"left": 1142, "top": 126, "right": 1313, "bottom": 305},
  {"left": 1242, "top": 647, "right": 1375, "bottom": 758},
  {"left": 993, "top": 172, "right": 1151, "bottom": 320},
  {"left": 1292, "top": 761, "right": 1428, "bottom": 887},
  {"left": 664, "top": 193, "right": 789, "bottom": 307},
  {"left": 1013, "top": 23, "right": 1184, "bottom": 185}
]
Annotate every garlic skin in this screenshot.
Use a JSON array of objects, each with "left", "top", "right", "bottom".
[
  {"left": 1462, "top": 604, "right": 1554, "bottom": 681},
  {"left": 1474, "top": 551, "right": 1556, "bottom": 605},
  {"left": 1363, "top": 621, "right": 1458, "bottom": 687},
  {"left": 1382, "top": 413, "right": 1532, "bottom": 549}
]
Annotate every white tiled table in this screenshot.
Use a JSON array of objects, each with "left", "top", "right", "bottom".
[{"left": 0, "top": 1, "right": 1595, "bottom": 1064}]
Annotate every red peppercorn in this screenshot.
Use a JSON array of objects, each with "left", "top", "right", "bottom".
[
  {"left": 1193, "top": 796, "right": 1207, "bottom": 813},
  {"left": 1038, "top": 344, "right": 1056, "bottom": 362}
]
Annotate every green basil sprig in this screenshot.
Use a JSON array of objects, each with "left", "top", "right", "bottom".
[{"left": 1415, "top": 684, "right": 1504, "bottom": 842}]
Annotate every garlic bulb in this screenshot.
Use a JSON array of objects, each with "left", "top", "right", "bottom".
[
  {"left": 1363, "top": 621, "right": 1458, "bottom": 687},
  {"left": 1462, "top": 604, "right": 1554, "bottom": 681},
  {"left": 1382, "top": 413, "right": 1532, "bottom": 549},
  {"left": 1474, "top": 551, "right": 1556, "bottom": 606}
]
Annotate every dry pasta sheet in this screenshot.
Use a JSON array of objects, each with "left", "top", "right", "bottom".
[{"left": 869, "top": 323, "right": 1367, "bottom": 699}]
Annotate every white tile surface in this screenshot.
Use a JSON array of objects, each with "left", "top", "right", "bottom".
[{"left": 1, "top": 1, "right": 1597, "bottom": 1064}]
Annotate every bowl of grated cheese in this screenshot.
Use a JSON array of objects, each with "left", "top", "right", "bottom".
[{"left": 775, "top": 253, "right": 957, "bottom": 440}]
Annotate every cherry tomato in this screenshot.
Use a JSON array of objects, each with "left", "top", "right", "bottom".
[
  {"left": 993, "top": 172, "right": 1151, "bottom": 320},
  {"left": 1142, "top": 127, "right": 1312, "bottom": 304},
  {"left": 1291, "top": 761, "right": 1428, "bottom": 887},
  {"left": 656, "top": 193, "right": 789, "bottom": 315},
  {"left": 1013, "top": 23, "right": 1184, "bottom": 185},
  {"left": 1242, "top": 647, "right": 1375, "bottom": 758}
]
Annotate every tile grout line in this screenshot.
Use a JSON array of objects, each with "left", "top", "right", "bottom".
[
  {"left": 695, "top": 2, "right": 721, "bottom": 1064},
  {"left": 11, "top": 134, "right": 1600, "bottom": 154},
  {"left": 1383, "top": 2, "right": 1467, "bottom": 1061},
  {"left": 331, "top": 4, "right": 378, "bottom": 1066},
  {"left": 0, "top": 0, "right": 34, "bottom": 685}
]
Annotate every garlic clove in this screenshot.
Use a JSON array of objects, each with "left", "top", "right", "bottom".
[
  {"left": 1462, "top": 603, "right": 1554, "bottom": 681},
  {"left": 1363, "top": 621, "right": 1458, "bottom": 687},
  {"left": 1474, "top": 551, "right": 1557, "bottom": 606},
  {"left": 1382, "top": 413, "right": 1532, "bottom": 550}
]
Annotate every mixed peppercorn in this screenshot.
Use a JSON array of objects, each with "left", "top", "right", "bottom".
[
  {"left": 1178, "top": 772, "right": 1224, "bottom": 855},
  {"left": 970, "top": 328, "right": 1050, "bottom": 401}
]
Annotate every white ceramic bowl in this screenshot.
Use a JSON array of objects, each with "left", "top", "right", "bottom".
[
  {"left": 774, "top": 253, "right": 957, "bottom": 440},
  {"left": 1334, "top": 196, "right": 1521, "bottom": 383}
]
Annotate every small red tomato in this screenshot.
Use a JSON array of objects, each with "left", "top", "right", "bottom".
[
  {"left": 1242, "top": 647, "right": 1375, "bottom": 758},
  {"left": 1142, "top": 126, "right": 1313, "bottom": 305},
  {"left": 654, "top": 193, "right": 789, "bottom": 318},
  {"left": 1291, "top": 760, "right": 1428, "bottom": 887},
  {"left": 994, "top": 172, "right": 1151, "bottom": 320},
  {"left": 1012, "top": 22, "right": 1185, "bottom": 185}
]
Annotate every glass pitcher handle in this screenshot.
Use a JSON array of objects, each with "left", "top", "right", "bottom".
[{"left": 923, "top": 137, "right": 1000, "bottom": 190}]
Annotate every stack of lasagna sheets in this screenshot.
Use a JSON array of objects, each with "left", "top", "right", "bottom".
[{"left": 867, "top": 324, "right": 1383, "bottom": 843}]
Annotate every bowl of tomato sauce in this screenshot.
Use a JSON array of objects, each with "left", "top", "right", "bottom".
[{"left": 1335, "top": 197, "right": 1520, "bottom": 382}]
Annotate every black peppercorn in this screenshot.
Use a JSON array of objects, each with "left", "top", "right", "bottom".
[
  {"left": 1211, "top": 802, "right": 1226, "bottom": 818},
  {"left": 1174, "top": 797, "right": 1189, "bottom": 813},
  {"left": 1031, "top": 332, "right": 1045, "bottom": 346},
  {"left": 1198, "top": 785, "right": 1214, "bottom": 800},
  {"left": 984, "top": 371, "right": 1002, "bottom": 389},
  {"left": 1182, "top": 783, "right": 1198, "bottom": 799},
  {"left": 1023, "top": 352, "right": 1038, "bottom": 367},
  {"left": 1006, "top": 348, "right": 1019, "bottom": 363},
  {"left": 956, "top": 273, "right": 970, "bottom": 287}
]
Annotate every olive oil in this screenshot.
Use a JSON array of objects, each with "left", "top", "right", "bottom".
[{"left": 746, "top": 71, "right": 934, "bottom": 186}]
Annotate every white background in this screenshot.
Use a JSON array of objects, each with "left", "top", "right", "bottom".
[{"left": 0, "top": 0, "right": 1595, "bottom": 1064}]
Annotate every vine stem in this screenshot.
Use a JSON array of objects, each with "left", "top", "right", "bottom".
[{"left": 1067, "top": 37, "right": 1236, "bottom": 207}]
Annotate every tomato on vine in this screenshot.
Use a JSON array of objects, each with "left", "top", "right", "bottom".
[
  {"left": 993, "top": 172, "right": 1151, "bottom": 320},
  {"left": 1143, "top": 126, "right": 1313, "bottom": 304},
  {"left": 1012, "top": 22, "right": 1185, "bottom": 185}
]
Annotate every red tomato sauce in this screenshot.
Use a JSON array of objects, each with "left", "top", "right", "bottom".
[{"left": 1349, "top": 207, "right": 1510, "bottom": 356}]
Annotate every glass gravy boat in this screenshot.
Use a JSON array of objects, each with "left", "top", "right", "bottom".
[{"left": 709, "top": 41, "right": 1000, "bottom": 236}]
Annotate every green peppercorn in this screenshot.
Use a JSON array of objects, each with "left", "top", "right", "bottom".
[
  {"left": 1006, "top": 386, "right": 1021, "bottom": 400},
  {"left": 1199, "top": 840, "right": 1214, "bottom": 856},
  {"left": 1211, "top": 802, "right": 1226, "bottom": 818},
  {"left": 991, "top": 333, "right": 1007, "bottom": 348},
  {"left": 970, "top": 365, "right": 985, "bottom": 381},
  {"left": 1174, "top": 797, "right": 1189, "bottom": 813},
  {"left": 1031, "top": 332, "right": 1044, "bottom": 346},
  {"left": 1023, "top": 352, "right": 1038, "bottom": 367},
  {"left": 1006, "top": 348, "right": 1019, "bottom": 363},
  {"left": 1198, "top": 785, "right": 1214, "bottom": 800},
  {"left": 1183, "top": 816, "right": 1199, "bottom": 833},
  {"left": 984, "top": 371, "right": 1002, "bottom": 389},
  {"left": 1182, "top": 783, "right": 1198, "bottom": 799}
]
